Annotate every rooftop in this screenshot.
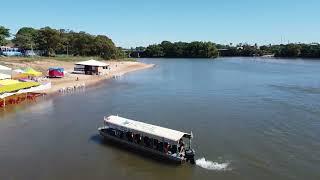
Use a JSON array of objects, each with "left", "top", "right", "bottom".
[
  {"left": 75, "top": 59, "right": 109, "bottom": 67},
  {"left": 104, "top": 115, "right": 191, "bottom": 143}
]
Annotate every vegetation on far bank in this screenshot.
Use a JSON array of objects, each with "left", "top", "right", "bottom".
[
  {"left": 141, "top": 41, "right": 219, "bottom": 58},
  {"left": 0, "top": 26, "right": 126, "bottom": 59},
  {"left": 0, "top": 55, "right": 136, "bottom": 63},
  {"left": 130, "top": 41, "right": 320, "bottom": 59},
  {"left": 1, "top": 25, "right": 320, "bottom": 60}
]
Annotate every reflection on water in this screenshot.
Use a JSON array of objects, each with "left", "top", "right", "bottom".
[
  {"left": 0, "top": 96, "right": 51, "bottom": 119},
  {"left": 0, "top": 57, "right": 320, "bottom": 180}
]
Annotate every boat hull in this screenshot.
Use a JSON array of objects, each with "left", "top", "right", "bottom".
[{"left": 99, "top": 130, "right": 185, "bottom": 164}]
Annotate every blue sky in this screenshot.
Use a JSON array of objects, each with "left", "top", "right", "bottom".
[{"left": 1, "top": 0, "right": 319, "bottom": 48}]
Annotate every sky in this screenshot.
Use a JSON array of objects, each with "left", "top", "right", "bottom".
[{"left": 1, "top": 0, "right": 320, "bottom": 48}]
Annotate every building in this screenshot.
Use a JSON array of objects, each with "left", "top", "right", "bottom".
[
  {"left": 74, "top": 59, "right": 109, "bottom": 75},
  {"left": 0, "top": 46, "right": 22, "bottom": 56}
]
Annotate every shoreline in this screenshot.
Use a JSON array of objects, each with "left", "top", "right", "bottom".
[
  {"left": 0, "top": 58, "right": 155, "bottom": 97},
  {"left": 45, "top": 62, "right": 155, "bottom": 96}
]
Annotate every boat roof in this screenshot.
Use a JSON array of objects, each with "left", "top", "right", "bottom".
[
  {"left": 75, "top": 59, "right": 109, "bottom": 67},
  {"left": 105, "top": 115, "right": 191, "bottom": 142},
  {"left": 48, "top": 67, "right": 64, "bottom": 70}
]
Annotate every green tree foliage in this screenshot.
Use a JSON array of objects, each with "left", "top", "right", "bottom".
[
  {"left": 7, "top": 25, "right": 320, "bottom": 59},
  {"left": 143, "top": 41, "right": 219, "bottom": 58},
  {"left": 11, "top": 26, "right": 123, "bottom": 59},
  {"left": 36, "top": 27, "right": 61, "bottom": 56},
  {"left": 214, "top": 43, "right": 320, "bottom": 58},
  {"left": 0, "top": 26, "right": 10, "bottom": 45},
  {"left": 93, "top": 35, "right": 118, "bottom": 59},
  {"left": 267, "top": 43, "right": 320, "bottom": 58},
  {"left": 144, "top": 44, "right": 165, "bottom": 57},
  {"left": 300, "top": 44, "right": 320, "bottom": 58},
  {"left": 275, "top": 44, "right": 301, "bottom": 57},
  {"left": 12, "top": 27, "right": 38, "bottom": 50}
]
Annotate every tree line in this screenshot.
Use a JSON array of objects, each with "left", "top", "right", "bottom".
[
  {"left": 0, "top": 25, "right": 125, "bottom": 59},
  {"left": 216, "top": 43, "right": 320, "bottom": 58},
  {"left": 2, "top": 25, "right": 320, "bottom": 59},
  {"left": 132, "top": 42, "right": 320, "bottom": 59},
  {"left": 138, "top": 41, "right": 219, "bottom": 58}
]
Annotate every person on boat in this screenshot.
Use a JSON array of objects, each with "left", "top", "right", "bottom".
[
  {"left": 164, "top": 142, "right": 171, "bottom": 154},
  {"left": 178, "top": 138, "right": 185, "bottom": 155},
  {"left": 126, "top": 132, "right": 134, "bottom": 142}
]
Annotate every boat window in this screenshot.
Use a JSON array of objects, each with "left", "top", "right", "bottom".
[
  {"left": 158, "top": 142, "right": 164, "bottom": 152},
  {"left": 143, "top": 136, "right": 151, "bottom": 147},
  {"left": 117, "top": 130, "right": 124, "bottom": 139},
  {"left": 136, "top": 134, "right": 142, "bottom": 144},
  {"left": 126, "top": 132, "right": 133, "bottom": 142},
  {"left": 153, "top": 139, "right": 158, "bottom": 149},
  {"left": 171, "top": 145, "right": 177, "bottom": 154}
]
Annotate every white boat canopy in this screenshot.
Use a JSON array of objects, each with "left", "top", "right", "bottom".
[
  {"left": 0, "top": 73, "right": 11, "bottom": 80},
  {"left": 75, "top": 59, "right": 109, "bottom": 67},
  {"left": 104, "top": 115, "right": 192, "bottom": 143}
]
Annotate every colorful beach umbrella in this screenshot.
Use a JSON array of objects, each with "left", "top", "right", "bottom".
[{"left": 23, "top": 67, "right": 42, "bottom": 77}]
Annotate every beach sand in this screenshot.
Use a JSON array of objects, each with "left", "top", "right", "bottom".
[{"left": 0, "top": 58, "right": 154, "bottom": 95}]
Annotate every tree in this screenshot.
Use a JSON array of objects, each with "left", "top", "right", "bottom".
[
  {"left": 160, "top": 41, "right": 175, "bottom": 57},
  {"left": 13, "top": 27, "right": 38, "bottom": 50},
  {"left": 142, "top": 41, "right": 219, "bottom": 58},
  {"left": 36, "top": 27, "right": 61, "bottom": 56},
  {"left": 275, "top": 44, "right": 301, "bottom": 57},
  {"left": 93, "top": 35, "right": 118, "bottom": 59},
  {"left": 145, "top": 44, "right": 165, "bottom": 57},
  {"left": 70, "top": 31, "right": 95, "bottom": 56},
  {"left": 0, "top": 26, "right": 10, "bottom": 45},
  {"left": 173, "top": 42, "right": 188, "bottom": 57}
]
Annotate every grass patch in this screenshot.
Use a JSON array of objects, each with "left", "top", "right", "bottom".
[
  {"left": 52, "top": 55, "right": 103, "bottom": 62},
  {"left": 109, "top": 58, "right": 137, "bottom": 62}
]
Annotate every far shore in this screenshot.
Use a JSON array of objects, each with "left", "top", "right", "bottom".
[{"left": 0, "top": 57, "right": 154, "bottom": 95}]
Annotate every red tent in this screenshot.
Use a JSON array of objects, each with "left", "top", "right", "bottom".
[{"left": 48, "top": 67, "right": 64, "bottom": 78}]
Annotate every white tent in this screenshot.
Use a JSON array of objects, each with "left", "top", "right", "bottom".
[
  {"left": 75, "top": 59, "right": 109, "bottom": 67},
  {"left": 0, "top": 64, "right": 11, "bottom": 70},
  {"left": 0, "top": 64, "right": 12, "bottom": 78},
  {"left": 0, "top": 73, "right": 11, "bottom": 80},
  {"left": 13, "top": 69, "right": 24, "bottom": 74}
]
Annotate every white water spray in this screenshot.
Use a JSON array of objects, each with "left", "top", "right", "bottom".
[{"left": 195, "top": 157, "right": 230, "bottom": 171}]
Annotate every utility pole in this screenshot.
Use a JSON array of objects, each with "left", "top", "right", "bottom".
[
  {"left": 30, "top": 42, "right": 34, "bottom": 58},
  {"left": 66, "top": 44, "right": 69, "bottom": 56}
]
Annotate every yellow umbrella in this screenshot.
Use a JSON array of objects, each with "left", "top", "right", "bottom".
[
  {"left": 0, "top": 79, "right": 20, "bottom": 86},
  {"left": 23, "top": 67, "right": 42, "bottom": 77}
]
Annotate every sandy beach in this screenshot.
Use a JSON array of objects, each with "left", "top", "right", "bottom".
[{"left": 0, "top": 58, "right": 154, "bottom": 95}]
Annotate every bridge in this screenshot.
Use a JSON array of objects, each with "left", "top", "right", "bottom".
[{"left": 122, "top": 49, "right": 144, "bottom": 58}]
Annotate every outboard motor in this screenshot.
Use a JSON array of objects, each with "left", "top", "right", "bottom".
[{"left": 185, "top": 149, "right": 195, "bottom": 164}]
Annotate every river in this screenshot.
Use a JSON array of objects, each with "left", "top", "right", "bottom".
[{"left": 0, "top": 57, "right": 319, "bottom": 180}]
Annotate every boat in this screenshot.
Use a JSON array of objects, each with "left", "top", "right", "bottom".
[{"left": 98, "top": 115, "right": 195, "bottom": 164}]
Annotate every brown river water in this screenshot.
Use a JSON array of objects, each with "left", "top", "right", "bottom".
[{"left": 0, "top": 57, "right": 319, "bottom": 180}]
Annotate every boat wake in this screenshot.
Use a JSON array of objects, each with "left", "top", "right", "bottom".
[{"left": 195, "top": 157, "right": 230, "bottom": 171}]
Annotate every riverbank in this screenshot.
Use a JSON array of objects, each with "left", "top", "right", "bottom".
[{"left": 0, "top": 57, "right": 154, "bottom": 95}]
